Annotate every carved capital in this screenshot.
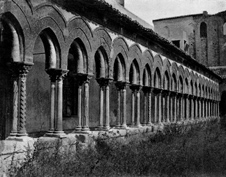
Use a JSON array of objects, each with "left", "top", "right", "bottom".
[
  {"left": 152, "top": 87, "right": 162, "bottom": 95},
  {"left": 97, "top": 78, "right": 112, "bottom": 87},
  {"left": 115, "top": 81, "right": 127, "bottom": 90},
  {"left": 130, "top": 84, "right": 142, "bottom": 93},
  {"left": 161, "top": 89, "right": 169, "bottom": 96},
  {"left": 55, "top": 69, "right": 69, "bottom": 81}
]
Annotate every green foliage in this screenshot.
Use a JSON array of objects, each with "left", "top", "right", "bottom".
[{"left": 10, "top": 120, "right": 226, "bottom": 177}]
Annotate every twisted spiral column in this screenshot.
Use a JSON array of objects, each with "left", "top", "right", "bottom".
[{"left": 17, "top": 63, "right": 33, "bottom": 137}]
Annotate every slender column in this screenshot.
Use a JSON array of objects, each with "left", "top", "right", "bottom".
[
  {"left": 154, "top": 92, "right": 158, "bottom": 123},
  {"left": 205, "top": 100, "right": 208, "bottom": 118},
  {"left": 217, "top": 101, "right": 219, "bottom": 117},
  {"left": 8, "top": 63, "right": 20, "bottom": 137},
  {"left": 99, "top": 85, "right": 104, "bottom": 129},
  {"left": 54, "top": 70, "right": 68, "bottom": 136},
  {"left": 121, "top": 83, "right": 127, "bottom": 128},
  {"left": 166, "top": 92, "right": 170, "bottom": 123},
  {"left": 136, "top": 87, "right": 141, "bottom": 127},
  {"left": 190, "top": 95, "right": 194, "bottom": 120},
  {"left": 185, "top": 95, "right": 189, "bottom": 121},
  {"left": 17, "top": 63, "right": 33, "bottom": 137},
  {"left": 97, "top": 79, "right": 105, "bottom": 130},
  {"left": 75, "top": 78, "right": 83, "bottom": 132},
  {"left": 82, "top": 75, "right": 92, "bottom": 131},
  {"left": 10, "top": 75, "right": 19, "bottom": 136},
  {"left": 170, "top": 93, "right": 174, "bottom": 122},
  {"left": 181, "top": 95, "right": 184, "bottom": 121},
  {"left": 158, "top": 90, "right": 162, "bottom": 123},
  {"left": 45, "top": 69, "right": 58, "bottom": 135},
  {"left": 195, "top": 97, "right": 198, "bottom": 119},
  {"left": 143, "top": 89, "right": 148, "bottom": 125},
  {"left": 208, "top": 101, "right": 210, "bottom": 118},
  {"left": 147, "top": 88, "right": 153, "bottom": 125},
  {"left": 104, "top": 79, "right": 111, "bottom": 130},
  {"left": 174, "top": 93, "right": 177, "bottom": 122},
  {"left": 131, "top": 89, "right": 136, "bottom": 126},
  {"left": 116, "top": 85, "right": 121, "bottom": 128},
  {"left": 201, "top": 99, "right": 204, "bottom": 119}
]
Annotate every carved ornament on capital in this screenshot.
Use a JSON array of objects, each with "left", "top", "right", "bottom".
[
  {"left": 115, "top": 81, "right": 128, "bottom": 90},
  {"left": 130, "top": 84, "right": 142, "bottom": 93},
  {"left": 152, "top": 87, "right": 162, "bottom": 95},
  {"left": 97, "top": 78, "right": 113, "bottom": 87}
]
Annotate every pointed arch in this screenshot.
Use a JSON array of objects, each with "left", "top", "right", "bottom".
[
  {"left": 129, "top": 59, "right": 140, "bottom": 85},
  {"left": 154, "top": 67, "right": 161, "bottom": 88},
  {"left": 94, "top": 46, "right": 108, "bottom": 78},
  {"left": 142, "top": 64, "right": 151, "bottom": 87},
  {"left": 113, "top": 53, "right": 126, "bottom": 82},
  {"left": 0, "top": 12, "right": 25, "bottom": 63}
]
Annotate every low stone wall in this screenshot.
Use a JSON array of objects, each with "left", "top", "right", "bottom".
[{"left": 0, "top": 117, "right": 219, "bottom": 177}]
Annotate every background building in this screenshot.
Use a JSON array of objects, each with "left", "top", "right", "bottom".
[{"left": 153, "top": 10, "right": 226, "bottom": 116}]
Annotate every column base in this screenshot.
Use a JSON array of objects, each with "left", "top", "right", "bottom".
[
  {"left": 121, "top": 124, "right": 127, "bottom": 129},
  {"left": 115, "top": 125, "right": 121, "bottom": 129},
  {"left": 6, "top": 136, "right": 34, "bottom": 142},
  {"left": 8, "top": 132, "right": 17, "bottom": 137},
  {"left": 51, "top": 131, "right": 67, "bottom": 138},
  {"left": 96, "top": 126, "right": 104, "bottom": 131},
  {"left": 82, "top": 127, "right": 90, "bottom": 132},
  {"left": 135, "top": 124, "right": 142, "bottom": 128},
  {"left": 17, "top": 132, "right": 28, "bottom": 137},
  {"left": 103, "top": 126, "right": 110, "bottom": 131}
]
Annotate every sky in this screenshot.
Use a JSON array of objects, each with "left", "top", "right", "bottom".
[{"left": 125, "top": 0, "right": 226, "bottom": 26}]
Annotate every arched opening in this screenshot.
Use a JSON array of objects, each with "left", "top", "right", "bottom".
[
  {"left": 110, "top": 53, "right": 126, "bottom": 126},
  {"left": 129, "top": 59, "right": 140, "bottom": 85},
  {"left": 0, "top": 18, "right": 22, "bottom": 139},
  {"left": 179, "top": 76, "right": 183, "bottom": 93},
  {"left": 27, "top": 28, "right": 60, "bottom": 135},
  {"left": 163, "top": 72, "right": 170, "bottom": 90},
  {"left": 200, "top": 22, "right": 207, "bottom": 38},
  {"left": 89, "top": 47, "right": 108, "bottom": 128},
  {"left": 223, "top": 23, "right": 226, "bottom": 35},
  {"left": 172, "top": 74, "right": 177, "bottom": 91},
  {"left": 154, "top": 68, "right": 161, "bottom": 88},
  {"left": 62, "top": 38, "right": 88, "bottom": 131},
  {"left": 113, "top": 54, "right": 125, "bottom": 82},
  {"left": 142, "top": 65, "right": 151, "bottom": 87}
]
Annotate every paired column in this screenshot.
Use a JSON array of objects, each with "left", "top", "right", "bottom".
[
  {"left": 17, "top": 63, "right": 33, "bottom": 137},
  {"left": 53, "top": 69, "right": 68, "bottom": 136},
  {"left": 185, "top": 94, "right": 189, "bottom": 121},
  {"left": 74, "top": 75, "right": 92, "bottom": 132},
  {"left": 152, "top": 88, "right": 162, "bottom": 124},
  {"left": 97, "top": 78, "right": 112, "bottom": 130},
  {"left": 116, "top": 82, "right": 127, "bottom": 128},
  {"left": 130, "top": 85, "right": 142, "bottom": 127},
  {"left": 161, "top": 90, "right": 170, "bottom": 123},
  {"left": 7, "top": 62, "right": 33, "bottom": 137}
]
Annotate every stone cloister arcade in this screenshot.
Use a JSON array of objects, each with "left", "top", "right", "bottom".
[{"left": 0, "top": 0, "right": 221, "bottom": 140}]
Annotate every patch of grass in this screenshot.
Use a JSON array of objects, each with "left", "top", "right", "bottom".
[{"left": 10, "top": 119, "right": 226, "bottom": 177}]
